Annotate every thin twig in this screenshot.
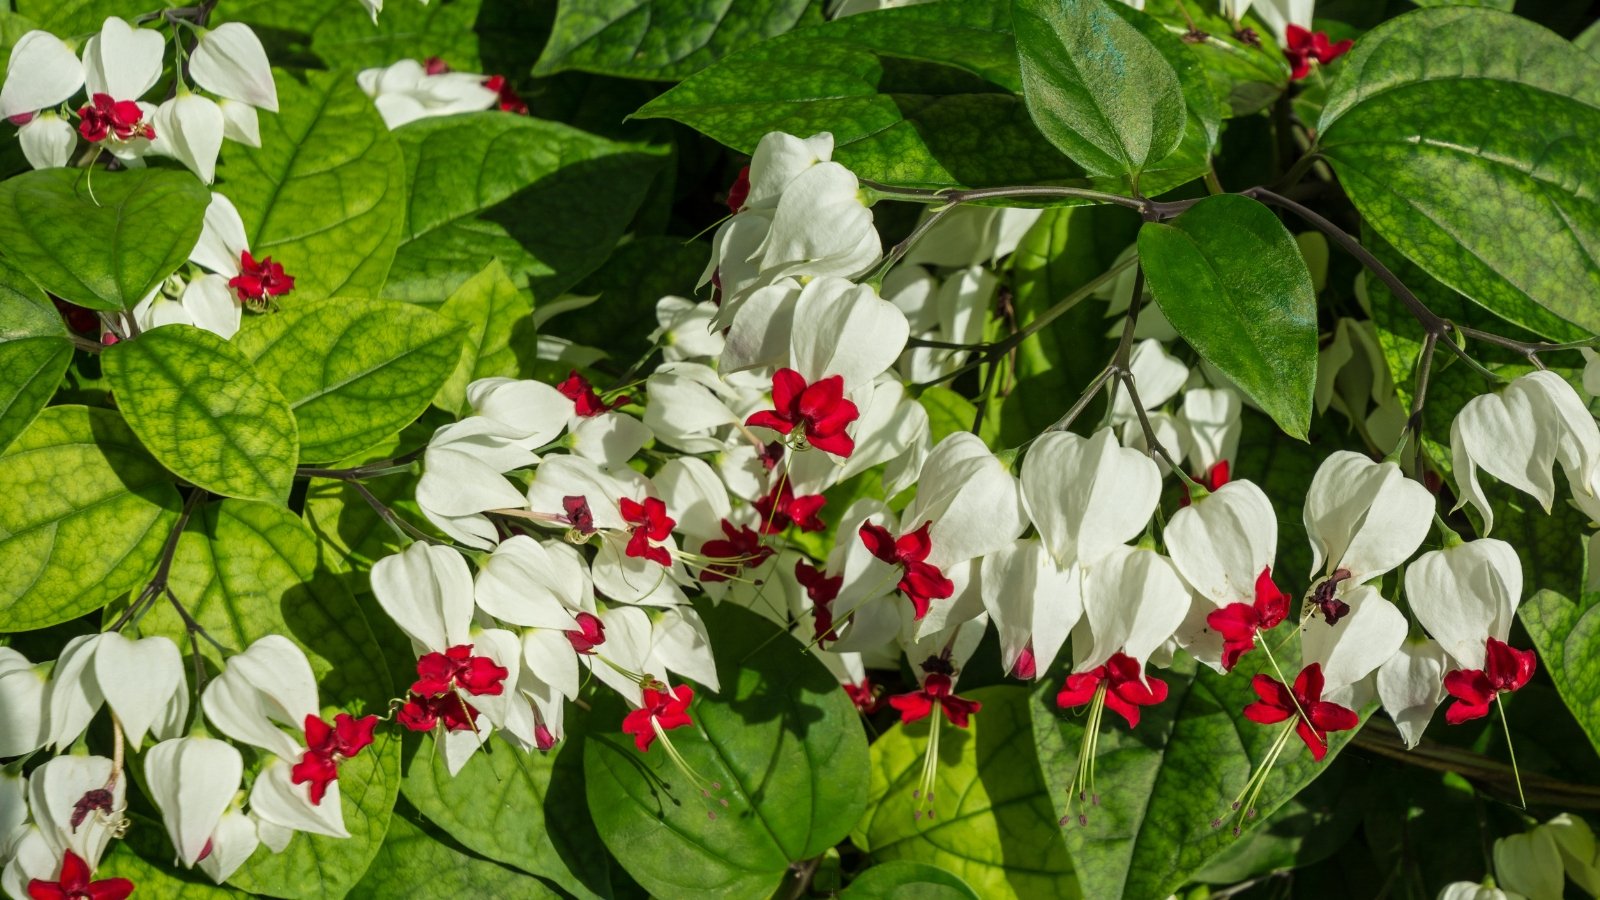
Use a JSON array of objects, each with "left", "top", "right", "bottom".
[
  {"left": 107, "top": 488, "right": 204, "bottom": 632},
  {"left": 297, "top": 448, "right": 424, "bottom": 481}
]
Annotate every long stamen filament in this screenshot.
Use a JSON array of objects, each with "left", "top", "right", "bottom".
[
  {"left": 913, "top": 713, "right": 942, "bottom": 821},
  {"left": 1060, "top": 684, "right": 1107, "bottom": 827},
  {"left": 1218, "top": 721, "right": 1296, "bottom": 835},
  {"left": 1494, "top": 694, "right": 1526, "bottom": 809},
  {"left": 650, "top": 720, "right": 729, "bottom": 820}
]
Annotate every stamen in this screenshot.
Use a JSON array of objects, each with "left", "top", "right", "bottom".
[
  {"left": 911, "top": 713, "right": 942, "bottom": 821},
  {"left": 1217, "top": 721, "right": 1295, "bottom": 835},
  {"left": 1059, "top": 684, "right": 1107, "bottom": 828},
  {"left": 651, "top": 720, "right": 728, "bottom": 820}
]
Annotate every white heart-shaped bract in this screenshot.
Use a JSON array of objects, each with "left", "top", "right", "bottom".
[
  {"left": 144, "top": 737, "right": 243, "bottom": 866},
  {"left": 1404, "top": 538, "right": 1523, "bottom": 671},
  {"left": 248, "top": 756, "right": 348, "bottom": 839},
  {"left": 1022, "top": 428, "right": 1161, "bottom": 571},
  {"left": 980, "top": 539, "right": 1083, "bottom": 678},
  {"left": 1304, "top": 451, "right": 1431, "bottom": 583},
  {"left": 1376, "top": 639, "right": 1449, "bottom": 749},
  {"left": 475, "top": 535, "right": 583, "bottom": 630},
  {"left": 189, "top": 22, "right": 278, "bottom": 110},
  {"left": 1075, "top": 544, "right": 1189, "bottom": 673},
  {"left": 372, "top": 542, "right": 475, "bottom": 652},
  {"left": 1299, "top": 584, "right": 1407, "bottom": 691},
  {"left": 0, "top": 31, "right": 84, "bottom": 119},
  {"left": 92, "top": 632, "right": 184, "bottom": 749},
  {"left": 1165, "top": 479, "right": 1277, "bottom": 608},
  {"left": 81, "top": 17, "right": 164, "bottom": 101}
]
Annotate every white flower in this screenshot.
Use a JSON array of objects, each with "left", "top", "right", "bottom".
[
  {"left": 356, "top": 59, "right": 497, "bottom": 129},
  {"left": 17, "top": 113, "right": 75, "bottom": 169},
  {"left": 1404, "top": 538, "right": 1522, "bottom": 671},
  {"left": 1452, "top": 370, "right": 1600, "bottom": 533},
  {"left": 1072, "top": 544, "right": 1190, "bottom": 674},
  {"left": 1251, "top": 0, "right": 1315, "bottom": 44},
  {"left": 1495, "top": 827, "right": 1564, "bottom": 900},
  {"left": 131, "top": 274, "right": 241, "bottom": 339},
  {"left": 474, "top": 535, "right": 584, "bottom": 629},
  {"left": 1163, "top": 479, "right": 1279, "bottom": 671},
  {"left": 980, "top": 539, "right": 1083, "bottom": 679},
  {"left": 144, "top": 737, "right": 244, "bottom": 867},
  {"left": 371, "top": 542, "right": 476, "bottom": 652},
  {"left": 0, "top": 648, "right": 46, "bottom": 758},
  {"left": 27, "top": 755, "right": 126, "bottom": 869},
  {"left": 1304, "top": 451, "right": 1432, "bottom": 588},
  {"left": 652, "top": 296, "right": 723, "bottom": 362},
  {"left": 201, "top": 635, "right": 320, "bottom": 762},
  {"left": 1178, "top": 387, "right": 1242, "bottom": 481},
  {"left": 0, "top": 31, "right": 84, "bottom": 119},
  {"left": 1376, "top": 638, "right": 1449, "bottom": 748},
  {"left": 1022, "top": 428, "right": 1162, "bottom": 571},
  {"left": 188, "top": 23, "right": 278, "bottom": 112},
  {"left": 901, "top": 205, "right": 1042, "bottom": 268},
  {"left": 81, "top": 17, "right": 164, "bottom": 102},
  {"left": 151, "top": 92, "right": 225, "bottom": 183},
  {"left": 197, "top": 807, "right": 259, "bottom": 883}
]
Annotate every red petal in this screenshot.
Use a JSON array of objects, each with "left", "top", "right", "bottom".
[
  {"left": 1250, "top": 673, "right": 1293, "bottom": 709},
  {"left": 1296, "top": 719, "right": 1329, "bottom": 761},
  {"left": 745, "top": 409, "right": 796, "bottom": 436},
  {"left": 1293, "top": 663, "right": 1326, "bottom": 705},
  {"left": 1055, "top": 671, "right": 1103, "bottom": 709},
  {"left": 807, "top": 394, "right": 859, "bottom": 438},
  {"left": 1308, "top": 700, "right": 1360, "bottom": 733},
  {"left": 1484, "top": 638, "right": 1537, "bottom": 692},
  {"left": 857, "top": 523, "right": 899, "bottom": 563},
  {"left": 619, "top": 496, "right": 647, "bottom": 526},
  {"left": 888, "top": 691, "right": 934, "bottom": 724},
  {"left": 59, "top": 852, "right": 90, "bottom": 890},
  {"left": 940, "top": 694, "right": 982, "bottom": 729},
  {"left": 806, "top": 428, "right": 855, "bottom": 458},
  {"left": 303, "top": 714, "right": 334, "bottom": 754},
  {"left": 1252, "top": 568, "right": 1288, "bottom": 628},
  {"left": 895, "top": 522, "right": 935, "bottom": 564},
  {"left": 86, "top": 879, "right": 136, "bottom": 900},
  {"left": 621, "top": 708, "right": 657, "bottom": 752},
  {"left": 796, "top": 375, "right": 844, "bottom": 420},
  {"left": 1243, "top": 701, "right": 1291, "bottom": 725},
  {"left": 770, "top": 368, "right": 808, "bottom": 414},
  {"left": 1102, "top": 690, "right": 1142, "bottom": 728}
]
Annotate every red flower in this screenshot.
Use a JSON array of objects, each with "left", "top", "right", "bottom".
[
  {"left": 563, "top": 495, "right": 596, "bottom": 535},
  {"left": 557, "top": 370, "right": 626, "bottom": 417},
  {"left": 292, "top": 712, "right": 379, "bottom": 804},
  {"left": 565, "top": 611, "right": 606, "bottom": 654},
  {"left": 482, "top": 74, "right": 528, "bottom": 114},
  {"left": 423, "top": 57, "right": 451, "bottom": 75},
  {"left": 1206, "top": 567, "right": 1290, "bottom": 671},
  {"left": 621, "top": 683, "right": 695, "bottom": 752},
  {"left": 228, "top": 251, "right": 295, "bottom": 303},
  {"left": 1055, "top": 652, "right": 1169, "bottom": 728},
  {"left": 888, "top": 673, "right": 981, "bottom": 728},
  {"left": 697, "top": 520, "right": 773, "bottom": 582},
  {"left": 1284, "top": 24, "right": 1352, "bottom": 80},
  {"left": 754, "top": 481, "right": 826, "bottom": 533},
  {"left": 397, "top": 692, "right": 479, "bottom": 733},
  {"left": 1011, "top": 643, "right": 1038, "bottom": 681},
  {"left": 1243, "top": 662, "right": 1359, "bottom": 761},
  {"left": 620, "top": 496, "right": 675, "bottom": 567},
  {"left": 726, "top": 165, "right": 751, "bottom": 213},
  {"left": 746, "top": 368, "right": 859, "bottom": 458},
  {"left": 1180, "top": 459, "right": 1232, "bottom": 507},
  {"left": 1443, "top": 637, "right": 1537, "bottom": 724},
  {"left": 77, "top": 93, "right": 152, "bottom": 143},
  {"left": 27, "top": 851, "right": 132, "bottom": 900},
  {"left": 858, "top": 521, "right": 953, "bottom": 619},
  {"left": 843, "top": 678, "right": 881, "bottom": 714},
  {"left": 796, "top": 560, "right": 843, "bottom": 645},
  {"left": 411, "top": 645, "right": 508, "bottom": 698}
]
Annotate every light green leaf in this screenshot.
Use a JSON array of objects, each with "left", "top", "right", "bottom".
[
  {"left": 841, "top": 861, "right": 982, "bottom": 899},
  {"left": 1013, "top": 0, "right": 1187, "bottom": 178},
  {"left": 1317, "top": 7, "right": 1600, "bottom": 340},
  {"left": 384, "top": 113, "right": 668, "bottom": 306},
  {"left": 1030, "top": 640, "right": 1368, "bottom": 900},
  {"left": 1580, "top": 19, "right": 1600, "bottom": 59},
  {"left": 852, "top": 685, "right": 1079, "bottom": 900},
  {"left": 1409, "top": 0, "right": 1514, "bottom": 11},
  {"left": 432, "top": 260, "right": 534, "bottom": 414},
  {"left": 534, "top": 0, "right": 821, "bottom": 80},
  {"left": 104, "top": 325, "right": 299, "bottom": 503},
  {"left": 403, "top": 732, "right": 616, "bottom": 899},
  {"left": 12, "top": 0, "right": 173, "bottom": 38},
  {"left": 310, "top": 0, "right": 486, "bottom": 71},
  {"left": 1138, "top": 194, "right": 1318, "bottom": 439},
  {"left": 585, "top": 602, "right": 869, "bottom": 900},
  {"left": 0, "top": 168, "right": 208, "bottom": 312},
  {"left": 221, "top": 69, "right": 407, "bottom": 303},
  {"left": 1523, "top": 588, "right": 1600, "bottom": 759},
  {"left": 349, "top": 814, "right": 561, "bottom": 900},
  {"left": 133, "top": 500, "right": 398, "bottom": 900},
  {"left": 234, "top": 298, "right": 464, "bottom": 463},
  {"left": 637, "top": 3, "right": 1203, "bottom": 192},
  {"left": 0, "top": 406, "right": 180, "bottom": 632},
  {"left": 0, "top": 261, "right": 70, "bottom": 455}
]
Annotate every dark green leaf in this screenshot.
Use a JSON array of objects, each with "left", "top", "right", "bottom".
[
  {"left": 1138, "top": 194, "right": 1318, "bottom": 439},
  {"left": 384, "top": 113, "right": 668, "bottom": 306},
  {"left": 349, "top": 814, "right": 562, "bottom": 900},
  {"left": 1029, "top": 640, "right": 1369, "bottom": 900},
  {"left": 1317, "top": 7, "right": 1600, "bottom": 339},
  {"left": 432, "top": 260, "right": 535, "bottom": 414},
  {"left": 852, "top": 685, "right": 1079, "bottom": 899},
  {"left": 0, "top": 406, "right": 180, "bottom": 632},
  {"left": 533, "top": 0, "right": 821, "bottom": 80},
  {"left": 585, "top": 603, "right": 869, "bottom": 899},
  {"left": 636, "top": 3, "right": 1205, "bottom": 192},
  {"left": 1141, "top": 0, "right": 1289, "bottom": 117},
  {"left": 221, "top": 69, "right": 407, "bottom": 303},
  {"left": 0, "top": 261, "right": 70, "bottom": 455},
  {"left": 1013, "top": 0, "right": 1186, "bottom": 178},
  {"left": 841, "top": 860, "right": 981, "bottom": 900},
  {"left": 403, "top": 732, "right": 616, "bottom": 899},
  {"left": 104, "top": 325, "right": 299, "bottom": 503},
  {"left": 564, "top": 236, "right": 711, "bottom": 363},
  {"left": 12, "top": 0, "right": 172, "bottom": 39},
  {"left": 1522, "top": 588, "right": 1600, "bottom": 759},
  {"left": 234, "top": 298, "right": 463, "bottom": 463},
  {"left": 1579, "top": 19, "right": 1600, "bottom": 59},
  {"left": 134, "top": 500, "right": 399, "bottom": 900},
  {"left": 0, "top": 168, "right": 208, "bottom": 312},
  {"left": 310, "top": 0, "right": 486, "bottom": 71}
]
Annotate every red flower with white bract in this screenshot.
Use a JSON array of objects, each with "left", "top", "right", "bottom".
[
  {"left": 291, "top": 712, "right": 379, "bottom": 804},
  {"left": 27, "top": 851, "right": 132, "bottom": 900},
  {"left": 1207, "top": 567, "right": 1290, "bottom": 671},
  {"left": 1243, "top": 662, "right": 1359, "bottom": 761},
  {"left": 858, "top": 521, "right": 953, "bottom": 619},
  {"left": 620, "top": 496, "right": 675, "bottom": 567},
  {"left": 397, "top": 645, "right": 508, "bottom": 735},
  {"left": 621, "top": 683, "right": 694, "bottom": 752},
  {"left": 77, "top": 93, "right": 152, "bottom": 143},
  {"left": 565, "top": 611, "right": 606, "bottom": 654},
  {"left": 796, "top": 560, "right": 843, "bottom": 646},
  {"left": 1442, "top": 637, "right": 1536, "bottom": 724},
  {"left": 754, "top": 480, "right": 826, "bottom": 533},
  {"left": 696, "top": 519, "right": 773, "bottom": 582},
  {"left": 888, "top": 672, "right": 981, "bottom": 729},
  {"left": 558, "top": 370, "right": 627, "bottom": 417},
  {"left": 1056, "top": 652, "right": 1169, "bottom": 729},
  {"left": 746, "top": 368, "right": 859, "bottom": 458}
]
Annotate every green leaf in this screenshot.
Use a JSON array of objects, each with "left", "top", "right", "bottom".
[
  {"left": 1522, "top": 588, "right": 1600, "bottom": 759},
  {"left": 104, "top": 325, "right": 299, "bottom": 503},
  {"left": 384, "top": 113, "right": 668, "bottom": 306},
  {"left": 1317, "top": 7, "right": 1600, "bottom": 340},
  {"left": 533, "top": 0, "right": 821, "bottom": 80},
  {"left": 432, "top": 260, "right": 535, "bottom": 414},
  {"left": 233, "top": 298, "right": 463, "bottom": 463},
  {"left": 564, "top": 236, "right": 711, "bottom": 363},
  {"left": 349, "top": 814, "right": 562, "bottom": 900},
  {"left": 999, "top": 204, "right": 1135, "bottom": 446},
  {"left": 1141, "top": 0, "right": 1288, "bottom": 117},
  {"left": 221, "top": 69, "right": 407, "bottom": 303},
  {"left": 1013, "top": 0, "right": 1187, "bottom": 178},
  {"left": 403, "top": 732, "right": 616, "bottom": 898},
  {"left": 852, "top": 685, "right": 1078, "bottom": 899},
  {"left": 0, "top": 406, "right": 180, "bottom": 632},
  {"left": 1029, "top": 641, "right": 1368, "bottom": 900},
  {"left": 841, "top": 861, "right": 981, "bottom": 900},
  {"left": 12, "top": 0, "right": 173, "bottom": 38},
  {"left": 310, "top": 0, "right": 486, "bottom": 71},
  {"left": 0, "top": 168, "right": 209, "bottom": 312},
  {"left": 1138, "top": 194, "right": 1318, "bottom": 439},
  {"left": 0, "top": 261, "right": 70, "bottom": 455},
  {"left": 636, "top": 3, "right": 1204, "bottom": 192},
  {"left": 1580, "top": 19, "right": 1600, "bottom": 59},
  {"left": 134, "top": 500, "right": 398, "bottom": 900},
  {"left": 585, "top": 603, "right": 869, "bottom": 899}
]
